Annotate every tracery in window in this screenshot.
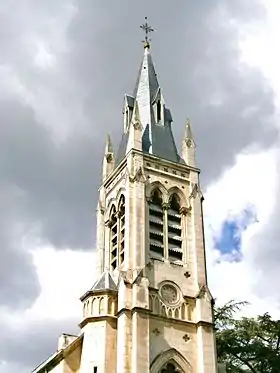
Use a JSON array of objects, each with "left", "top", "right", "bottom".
[
  {"left": 149, "top": 189, "right": 164, "bottom": 258},
  {"left": 167, "top": 194, "right": 182, "bottom": 262}
]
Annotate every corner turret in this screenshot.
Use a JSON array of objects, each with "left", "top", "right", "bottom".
[
  {"left": 181, "top": 118, "right": 196, "bottom": 167},
  {"left": 102, "top": 134, "right": 115, "bottom": 181}
]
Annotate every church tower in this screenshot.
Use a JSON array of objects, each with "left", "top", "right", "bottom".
[
  {"left": 32, "top": 18, "right": 219, "bottom": 373},
  {"left": 79, "top": 19, "right": 218, "bottom": 373}
]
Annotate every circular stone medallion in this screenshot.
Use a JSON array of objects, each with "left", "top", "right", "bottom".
[{"left": 160, "top": 283, "right": 178, "bottom": 305}]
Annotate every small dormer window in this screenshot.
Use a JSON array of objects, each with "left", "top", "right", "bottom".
[{"left": 157, "top": 100, "right": 161, "bottom": 122}]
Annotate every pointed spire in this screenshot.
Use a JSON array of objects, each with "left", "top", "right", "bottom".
[
  {"left": 115, "top": 22, "right": 181, "bottom": 165},
  {"left": 181, "top": 118, "right": 196, "bottom": 167},
  {"left": 184, "top": 118, "right": 196, "bottom": 147},
  {"left": 105, "top": 134, "right": 113, "bottom": 154},
  {"left": 126, "top": 101, "right": 143, "bottom": 153},
  {"left": 102, "top": 134, "right": 115, "bottom": 181},
  {"left": 132, "top": 100, "right": 142, "bottom": 130}
]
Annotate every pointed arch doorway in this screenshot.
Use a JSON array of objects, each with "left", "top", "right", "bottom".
[{"left": 150, "top": 348, "right": 192, "bottom": 373}]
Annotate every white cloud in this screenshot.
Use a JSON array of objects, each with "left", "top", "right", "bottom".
[
  {"left": 26, "top": 247, "right": 99, "bottom": 321},
  {"left": 204, "top": 149, "right": 278, "bottom": 240},
  {"left": 240, "top": 0, "right": 280, "bottom": 109},
  {"left": 203, "top": 0, "right": 280, "bottom": 319},
  {"left": 204, "top": 148, "right": 280, "bottom": 318}
]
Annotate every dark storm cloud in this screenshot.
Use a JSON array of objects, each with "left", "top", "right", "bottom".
[
  {"left": 0, "top": 181, "right": 40, "bottom": 309},
  {"left": 66, "top": 0, "right": 276, "bottom": 183},
  {"left": 0, "top": 100, "right": 98, "bottom": 249}
]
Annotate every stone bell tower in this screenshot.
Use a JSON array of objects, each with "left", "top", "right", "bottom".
[{"left": 79, "top": 19, "right": 218, "bottom": 373}]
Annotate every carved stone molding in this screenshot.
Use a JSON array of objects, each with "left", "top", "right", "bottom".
[
  {"left": 132, "top": 268, "right": 144, "bottom": 285},
  {"left": 119, "top": 267, "right": 146, "bottom": 286},
  {"left": 119, "top": 269, "right": 133, "bottom": 284},
  {"left": 189, "top": 183, "right": 198, "bottom": 199},
  {"left": 189, "top": 183, "right": 203, "bottom": 201},
  {"left": 186, "top": 138, "right": 194, "bottom": 148},
  {"left": 179, "top": 206, "right": 192, "bottom": 216},
  {"left": 104, "top": 219, "right": 113, "bottom": 228},
  {"left": 146, "top": 261, "right": 154, "bottom": 270},
  {"left": 132, "top": 120, "right": 142, "bottom": 131},
  {"left": 129, "top": 166, "right": 146, "bottom": 184},
  {"left": 184, "top": 271, "right": 191, "bottom": 279},
  {"left": 183, "top": 333, "right": 190, "bottom": 342},
  {"left": 161, "top": 202, "right": 170, "bottom": 210},
  {"left": 152, "top": 328, "right": 161, "bottom": 336},
  {"left": 106, "top": 153, "right": 114, "bottom": 163},
  {"left": 196, "top": 283, "right": 214, "bottom": 303}
]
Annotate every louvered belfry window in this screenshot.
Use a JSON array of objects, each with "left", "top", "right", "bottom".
[
  {"left": 149, "top": 189, "right": 164, "bottom": 258},
  {"left": 109, "top": 195, "right": 126, "bottom": 270},
  {"left": 149, "top": 190, "right": 183, "bottom": 262},
  {"left": 167, "top": 195, "right": 182, "bottom": 261}
]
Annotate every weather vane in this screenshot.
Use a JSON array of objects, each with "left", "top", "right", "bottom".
[{"left": 140, "top": 17, "right": 154, "bottom": 49}]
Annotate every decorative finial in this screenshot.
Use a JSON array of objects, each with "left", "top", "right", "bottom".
[
  {"left": 140, "top": 17, "right": 154, "bottom": 49},
  {"left": 185, "top": 118, "right": 194, "bottom": 140}
]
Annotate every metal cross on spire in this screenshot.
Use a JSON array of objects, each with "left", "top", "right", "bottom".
[{"left": 140, "top": 17, "right": 154, "bottom": 49}]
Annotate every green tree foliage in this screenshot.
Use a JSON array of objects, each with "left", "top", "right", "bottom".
[{"left": 214, "top": 300, "right": 280, "bottom": 372}]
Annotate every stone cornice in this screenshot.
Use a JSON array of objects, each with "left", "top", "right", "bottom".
[
  {"left": 79, "top": 315, "right": 117, "bottom": 329},
  {"left": 80, "top": 288, "right": 118, "bottom": 302},
  {"left": 143, "top": 152, "right": 200, "bottom": 174},
  {"left": 149, "top": 313, "right": 213, "bottom": 328}
]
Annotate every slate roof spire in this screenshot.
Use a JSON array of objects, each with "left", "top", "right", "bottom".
[{"left": 116, "top": 20, "right": 182, "bottom": 165}]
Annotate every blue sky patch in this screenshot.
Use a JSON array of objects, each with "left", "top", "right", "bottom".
[{"left": 214, "top": 207, "right": 257, "bottom": 262}]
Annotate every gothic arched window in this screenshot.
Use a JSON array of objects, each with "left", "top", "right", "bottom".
[
  {"left": 167, "top": 194, "right": 182, "bottom": 262},
  {"left": 118, "top": 195, "right": 125, "bottom": 266},
  {"left": 109, "top": 196, "right": 126, "bottom": 271},
  {"left": 149, "top": 189, "right": 164, "bottom": 259},
  {"left": 109, "top": 206, "right": 118, "bottom": 270}
]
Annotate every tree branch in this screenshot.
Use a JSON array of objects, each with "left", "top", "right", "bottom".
[{"left": 229, "top": 351, "right": 258, "bottom": 373}]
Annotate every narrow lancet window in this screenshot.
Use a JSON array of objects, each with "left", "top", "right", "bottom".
[
  {"left": 149, "top": 189, "right": 164, "bottom": 258},
  {"left": 109, "top": 196, "right": 126, "bottom": 271},
  {"left": 110, "top": 206, "right": 118, "bottom": 270},
  {"left": 167, "top": 195, "right": 182, "bottom": 262},
  {"left": 118, "top": 195, "right": 125, "bottom": 265}
]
